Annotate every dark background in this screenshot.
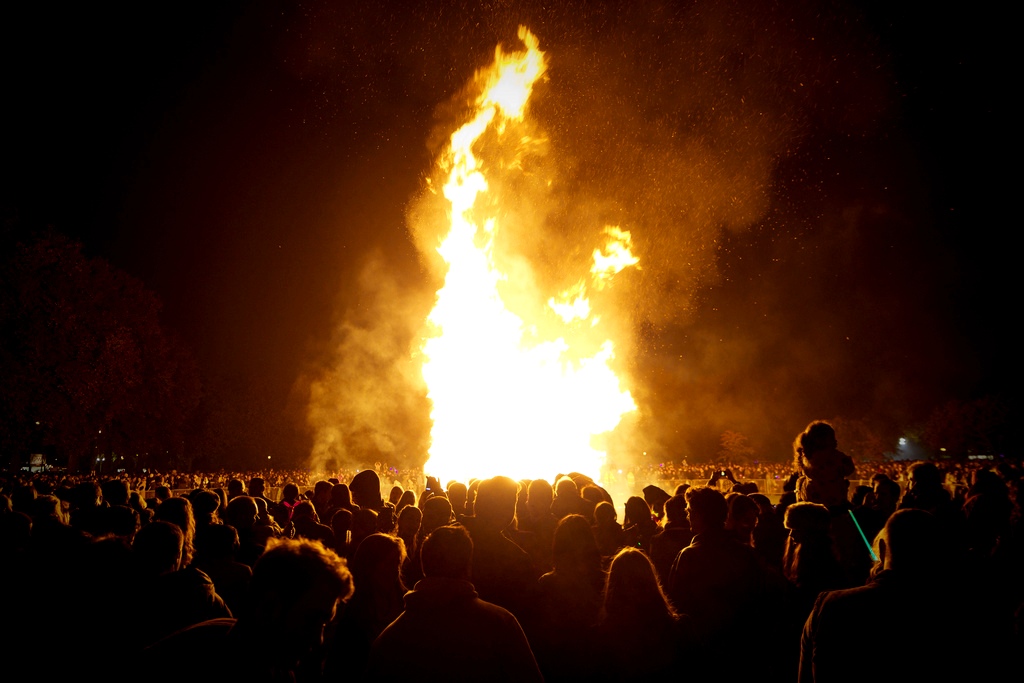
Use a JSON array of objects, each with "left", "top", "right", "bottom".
[{"left": 2, "top": 1, "right": 1013, "bottom": 469}]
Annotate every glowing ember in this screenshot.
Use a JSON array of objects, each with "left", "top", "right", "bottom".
[{"left": 420, "top": 27, "right": 637, "bottom": 485}]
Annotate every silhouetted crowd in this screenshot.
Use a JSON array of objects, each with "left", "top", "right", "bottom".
[{"left": 2, "top": 421, "right": 1021, "bottom": 682}]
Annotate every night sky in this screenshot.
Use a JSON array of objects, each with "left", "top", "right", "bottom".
[{"left": 2, "top": 1, "right": 1013, "bottom": 468}]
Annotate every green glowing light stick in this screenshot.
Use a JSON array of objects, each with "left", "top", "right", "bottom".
[{"left": 848, "top": 509, "right": 879, "bottom": 562}]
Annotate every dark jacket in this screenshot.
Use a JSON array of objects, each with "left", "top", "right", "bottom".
[{"left": 367, "top": 577, "right": 542, "bottom": 683}]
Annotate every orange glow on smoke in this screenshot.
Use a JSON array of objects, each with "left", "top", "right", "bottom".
[{"left": 420, "top": 27, "right": 637, "bottom": 485}]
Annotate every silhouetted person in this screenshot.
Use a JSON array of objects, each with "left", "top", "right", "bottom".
[
  {"left": 642, "top": 484, "right": 672, "bottom": 521},
  {"left": 192, "top": 522, "right": 252, "bottom": 616},
  {"left": 527, "top": 514, "right": 604, "bottom": 681},
  {"left": 516, "top": 478, "right": 558, "bottom": 573},
  {"left": 142, "top": 537, "right": 353, "bottom": 683},
  {"left": 622, "top": 496, "right": 659, "bottom": 555},
  {"left": 668, "top": 486, "right": 765, "bottom": 675},
  {"left": 551, "top": 476, "right": 587, "bottom": 520},
  {"left": 725, "top": 492, "right": 759, "bottom": 546},
  {"left": 465, "top": 476, "right": 538, "bottom": 620},
  {"left": 591, "top": 500, "right": 625, "bottom": 562},
  {"left": 793, "top": 421, "right": 854, "bottom": 509},
  {"left": 404, "top": 495, "right": 453, "bottom": 586},
  {"left": 595, "top": 548, "right": 692, "bottom": 682},
  {"left": 446, "top": 482, "right": 468, "bottom": 518},
  {"left": 290, "top": 501, "right": 335, "bottom": 547},
  {"left": 223, "top": 495, "right": 274, "bottom": 567},
  {"left": 273, "top": 482, "right": 302, "bottom": 528},
  {"left": 132, "top": 520, "right": 232, "bottom": 648},
  {"left": 750, "top": 493, "right": 787, "bottom": 572},
  {"left": 226, "top": 478, "right": 245, "bottom": 500},
  {"left": 799, "top": 508, "right": 1008, "bottom": 682},
  {"left": 899, "top": 462, "right": 954, "bottom": 516},
  {"left": 855, "top": 475, "right": 900, "bottom": 544},
  {"left": 326, "top": 533, "right": 406, "bottom": 677},
  {"left": 649, "top": 495, "right": 693, "bottom": 585},
  {"left": 366, "top": 525, "right": 542, "bottom": 682},
  {"left": 349, "top": 470, "right": 384, "bottom": 511},
  {"left": 247, "top": 477, "right": 274, "bottom": 510}
]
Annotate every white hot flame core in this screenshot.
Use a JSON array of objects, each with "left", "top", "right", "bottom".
[{"left": 420, "top": 28, "right": 637, "bottom": 485}]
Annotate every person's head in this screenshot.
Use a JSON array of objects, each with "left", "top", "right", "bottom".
[
  {"left": 107, "top": 505, "right": 141, "bottom": 540},
  {"left": 663, "top": 495, "right": 688, "bottom": 527},
  {"left": 726, "top": 493, "right": 759, "bottom": 538},
  {"left": 555, "top": 477, "right": 579, "bottom": 500},
  {"left": 872, "top": 478, "right": 901, "bottom": 514},
  {"left": 73, "top": 481, "right": 101, "bottom": 510},
  {"left": 782, "top": 502, "right": 834, "bottom": 586},
  {"left": 421, "top": 525, "right": 473, "bottom": 580},
  {"left": 248, "top": 478, "right": 265, "bottom": 497},
  {"left": 227, "top": 479, "right": 245, "bottom": 499},
  {"left": 420, "top": 496, "right": 454, "bottom": 535},
  {"left": 642, "top": 485, "right": 671, "bottom": 519},
  {"left": 446, "top": 482, "right": 467, "bottom": 516},
  {"left": 969, "top": 469, "right": 1008, "bottom": 499},
  {"left": 580, "top": 485, "right": 604, "bottom": 508},
  {"left": 388, "top": 486, "right": 404, "bottom": 507},
  {"left": 194, "top": 522, "right": 240, "bottom": 562},
  {"left": 527, "top": 479, "right": 554, "bottom": 515},
  {"left": 623, "top": 496, "right": 653, "bottom": 527},
  {"left": 684, "top": 487, "right": 728, "bottom": 534},
  {"left": 396, "top": 489, "right": 417, "bottom": 514},
  {"left": 552, "top": 514, "right": 600, "bottom": 573},
  {"left": 253, "top": 497, "right": 273, "bottom": 524},
  {"left": 349, "top": 471, "right": 383, "bottom": 509},
  {"left": 397, "top": 505, "right": 423, "bottom": 536},
  {"left": 133, "top": 520, "right": 184, "bottom": 575},
  {"left": 784, "top": 502, "right": 831, "bottom": 543},
  {"left": 129, "top": 491, "right": 148, "bottom": 514},
  {"left": 793, "top": 421, "right": 838, "bottom": 466},
  {"left": 153, "top": 497, "right": 196, "bottom": 566},
  {"left": 330, "top": 484, "right": 352, "bottom": 508},
  {"left": 282, "top": 483, "right": 300, "bottom": 502},
  {"left": 375, "top": 506, "right": 396, "bottom": 534},
  {"left": 224, "top": 496, "right": 259, "bottom": 531},
  {"left": 748, "top": 493, "right": 774, "bottom": 519},
  {"left": 594, "top": 501, "right": 617, "bottom": 526},
  {"left": 293, "top": 501, "right": 319, "bottom": 522},
  {"left": 190, "top": 489, "right": 221, "bottom": 522},
  {"left": 154, "top": 485, "right": 172, "bottom": 504},
  {"left": 30, "top": 494, "right": 68, "bottom": 525},
  {"left": 963, "top": 493, "right": 1010, "bottom": 555},
  {"left": 351, "top": 533, "right": 406, "bottom": 591},
  {"left": 330, "top": 508, "right": 353, "bottom": 537},
  {"left": 602, "top": 547, "right": 675, "bottom": 622},
  {"left": 874, "top": 508, "right": 942, "bottom": 574},
  {"left": 851, "top": 485, "right": 873, "bottom": 507},
  {"left": 313, "top": 481, "right": 333, "bottom": 503},
  {"left": 101, "top": 479, "right": 130, "bottom": 507},
  {"left": 907, "top": 462, "right": 942, "bottom": 491},
  {"left": 474, "top": 476, "right": 519, "bottom": 531},
  {"left": 248, "top": 538, "right": 354, "bottom": 666}
]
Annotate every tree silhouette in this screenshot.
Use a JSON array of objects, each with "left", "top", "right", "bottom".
[{"left": 0, "top": 230, "right": 199, "bottom": 471}]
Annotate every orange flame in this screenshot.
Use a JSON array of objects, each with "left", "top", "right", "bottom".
[{"left": 420, "top": 28, "right": 637, "bottom": 485}]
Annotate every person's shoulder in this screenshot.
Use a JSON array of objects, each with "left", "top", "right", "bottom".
[
  {"left": 812, "top": 580, "right": 884, "bottom": 619},
  {"left": 472, "top": 595, "right": 528, "bottom": 630},
  {"left": 142, "top": 618, "right": 237, "bottom": 668}
]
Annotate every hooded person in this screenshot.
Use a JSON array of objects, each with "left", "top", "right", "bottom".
[
  {"left": 349, "top": 470, "right": 384, "bottom": 511},
  {"left": 642, "top": 485, "right": 672, "bottom": 521}
]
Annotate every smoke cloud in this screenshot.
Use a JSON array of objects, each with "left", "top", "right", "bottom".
[{"left": 300, "top": 1, "right": 930, "bottom": 469}]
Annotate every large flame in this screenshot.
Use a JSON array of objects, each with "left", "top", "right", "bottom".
[{"left": 420, "top": 27, "right": 637, "bottom": 485}]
